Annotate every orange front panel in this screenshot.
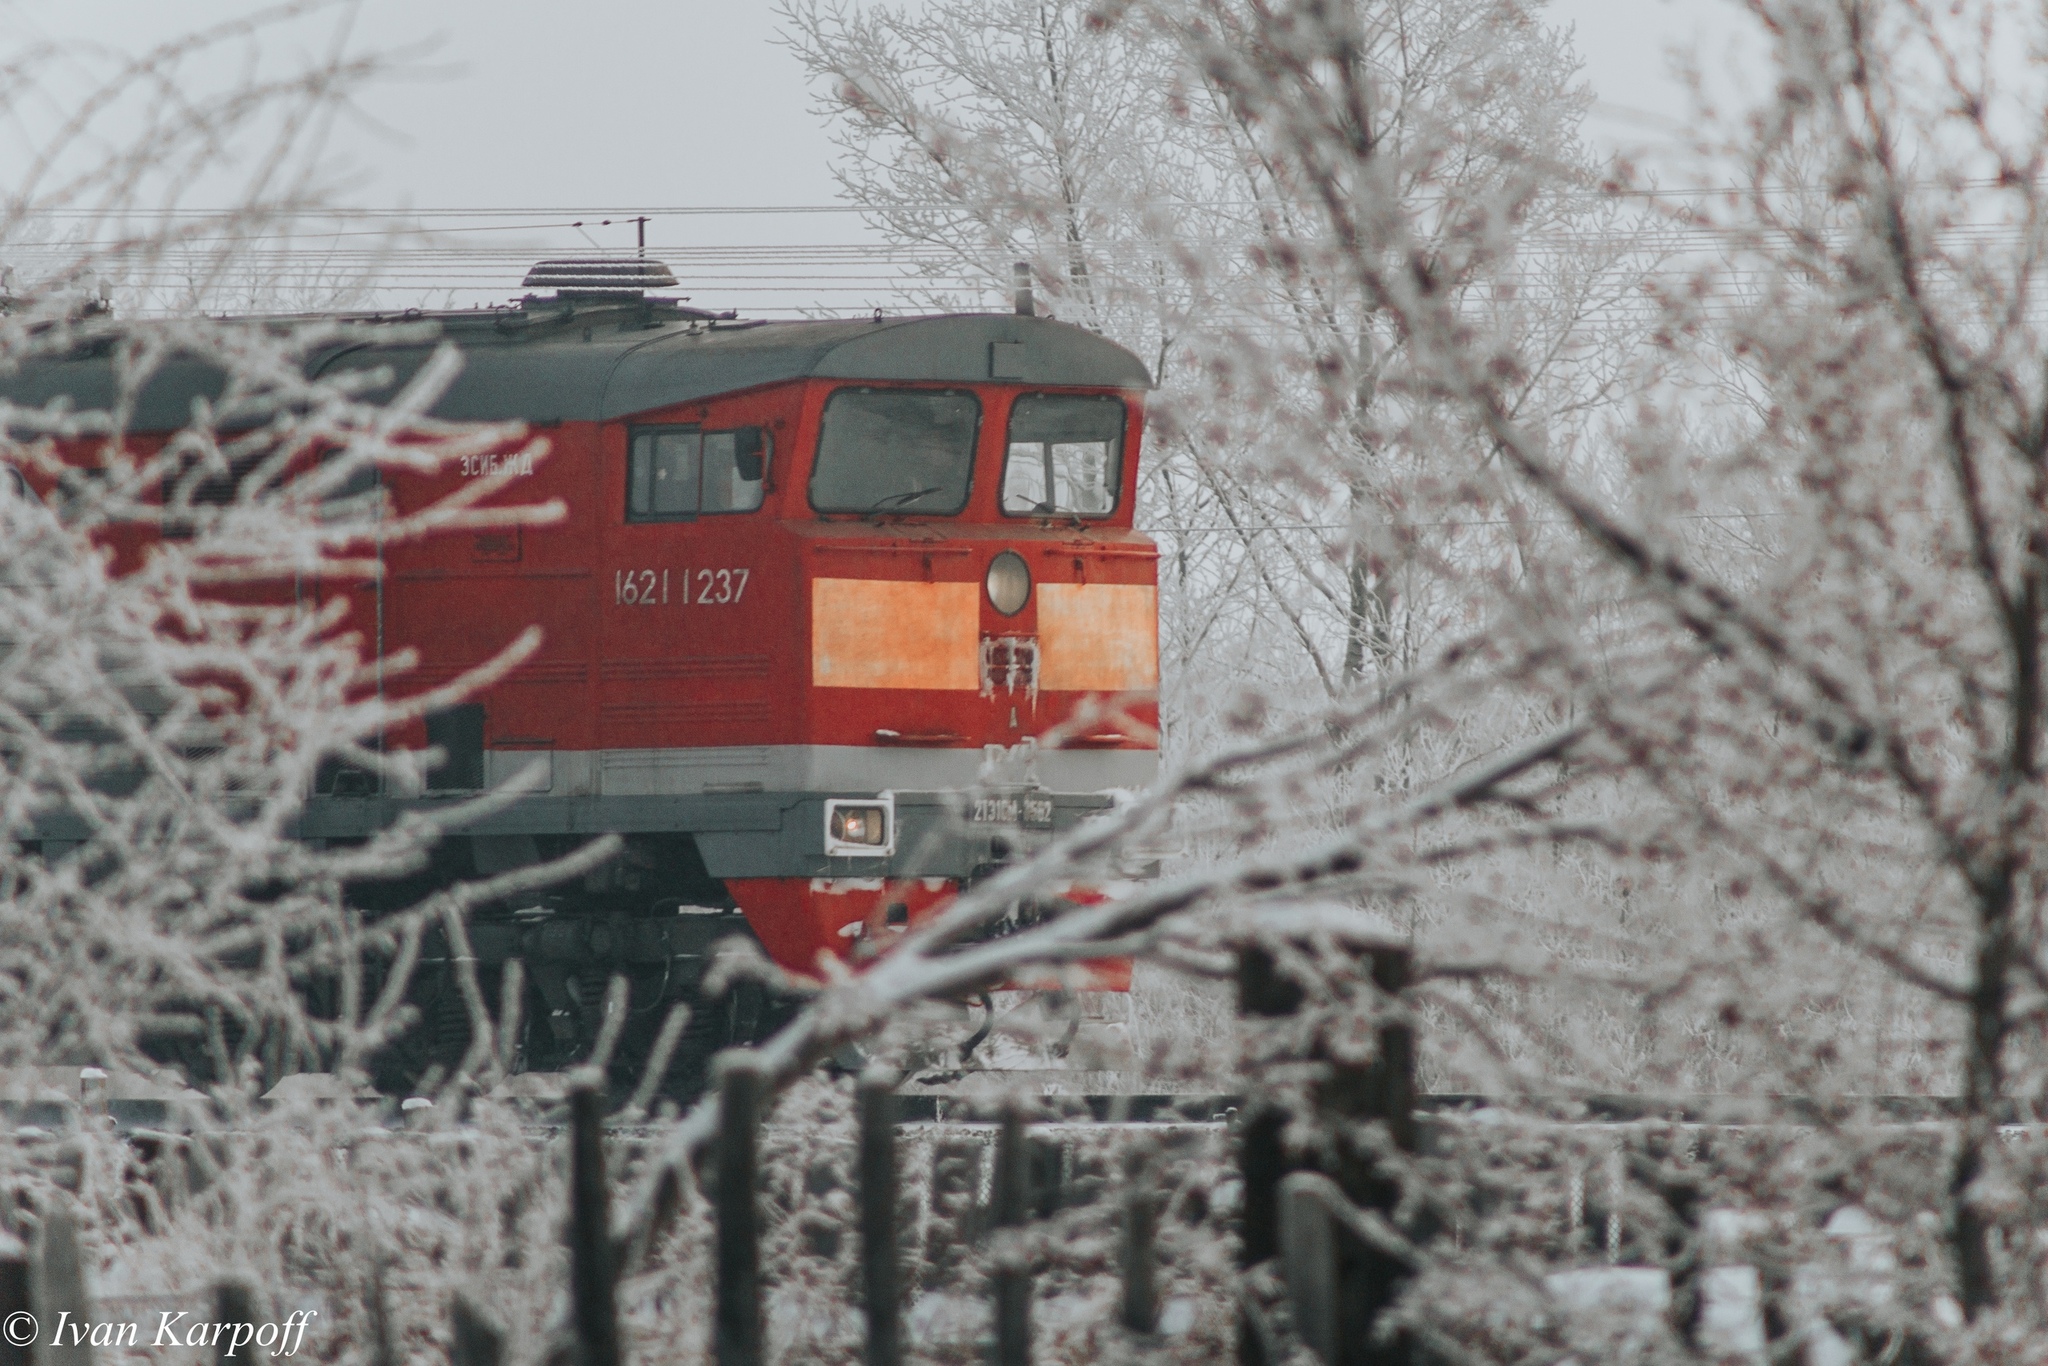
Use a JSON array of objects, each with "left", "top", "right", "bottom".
[
  {"left": 1037, "top": 583, "right": 1159, "bottom": 692},
  {"left": 811, "top": 578, "right": 980, "bottom": 690}
]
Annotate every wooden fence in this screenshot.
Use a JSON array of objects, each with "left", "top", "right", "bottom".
[
  {"left": 0, "top": 935, "right": 1989, "bottom": 1366},
  {"left": 655, "top": 937, "right": 1422, "bottom": 1366},
  {"left": 0, "top": 941, "right": 1406, "bottom": 1366}
]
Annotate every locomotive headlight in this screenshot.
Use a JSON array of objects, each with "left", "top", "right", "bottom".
[
  {"left": 834, "top": 807, "right": 883, "bottom": 843},
  {"left": 825, "top": 795, "right": 895, "bottom": 857},
  {"left": 986, "top": 550, "right": 1031, "bottom": 616}
]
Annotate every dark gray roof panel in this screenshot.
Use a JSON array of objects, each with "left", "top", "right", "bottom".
[
  {"left": 601, "top": 313, "right": 1152, "bottom": 419},
  {"left": 0, "top": 313, "right": 1152, "bottom": 430},
  {"left": 0, "top": 354, "right": 232, "bottom": 432},
  {"left": 317, "top": 341, "right": 620, "bottom": 423}
]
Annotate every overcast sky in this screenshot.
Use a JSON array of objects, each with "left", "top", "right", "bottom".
[{"left": 0, "top": 0, "right": 1765, "bottom": 312}]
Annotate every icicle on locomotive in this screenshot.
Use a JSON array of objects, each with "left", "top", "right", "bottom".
[{"left": 9, "top": 259, "right": 1160, "bottom": 1095}]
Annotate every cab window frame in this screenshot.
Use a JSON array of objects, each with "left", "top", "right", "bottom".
[
  {"left": 625, "top": 423, "right": 769, "bottom": 523},
  {"left": 807, "top": 385, "right": 983, "bottom": 517},
  {"left": 998, "top": 391, "right": 1128, "bottom": 521}
]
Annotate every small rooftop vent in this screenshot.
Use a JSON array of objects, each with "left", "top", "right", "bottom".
[{"left": 522, "top": 257, "right": 679, "bottom": 297}]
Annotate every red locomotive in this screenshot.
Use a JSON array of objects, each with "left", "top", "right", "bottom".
[{"left": 8, "top": 259, "right": 1159, "bottom": 1091}]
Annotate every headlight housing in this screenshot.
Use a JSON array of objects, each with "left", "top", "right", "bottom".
[
  {"left": 986, "top": 550, "right": 1031, "bottom": 615},
  {"left": 825, "top": 795, "right": 895, "bottom": 856}
]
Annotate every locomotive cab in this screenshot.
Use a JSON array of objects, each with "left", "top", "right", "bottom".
[{"left": 5, "top": 270, "right": 1159, "bottom": 1091}]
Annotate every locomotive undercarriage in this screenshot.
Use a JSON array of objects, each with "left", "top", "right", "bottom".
[
  {"left": 323, "top": 782, "right": 1125, "bottom": 1103},
  {"left": 24, "top": 781, "right": 1129, "bottom": 1104},
  {"left": 344, "top": 830, "right": 793, "bottom": 1103}
]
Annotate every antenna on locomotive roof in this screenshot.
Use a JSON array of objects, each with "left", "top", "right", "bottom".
[{"left": 1013, "top": 261, "right": 1034, "bottom": 317}]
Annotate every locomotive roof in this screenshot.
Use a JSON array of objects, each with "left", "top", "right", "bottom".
[{"left": 0, "top": 305, "right": 1154, "bottom": 429}]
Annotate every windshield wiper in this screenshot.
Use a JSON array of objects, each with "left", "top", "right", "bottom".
[{"left": 867, "top": 486, "right": 942, "bottom": 513}]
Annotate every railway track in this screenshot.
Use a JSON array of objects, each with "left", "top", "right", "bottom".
[{"left": 2, "top": 1068, "right": 2036, "bottom": 1135}]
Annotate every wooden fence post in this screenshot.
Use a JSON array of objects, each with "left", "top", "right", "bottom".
[
  {"left": 1236, "top": 942, "right": 1304, "bottom": 1366},
  {"left": 366, "top": 1258, "right": 397, "bottom": 1366},
  {"left": 1343, "top": 946, "right": 1415, "bottom": 1366},
  {"left": 922, "top": 1141, "right": 982, "bottom": 1292},
  {"left": 33, "top": 1211, "right": 91, "bottom": 1366},
  {"left": 1279, "top": 1176, "right": 1337, "bottom": 1363},
  {"left": 714, "top": 1059, "right": 765, "bottom": 1366},
  {"left": 857, "top": 1072, "right": 901, "bottom": 1366},
  {"left": 1236, "top": 938, "right": 1419, "bottom": 1366},
  {"left": 1238, "top": 1108, "right": 1288, "bottom": 1268},
  {"left": 449, "top": 1291, "right": 505, "bottom": 1366},
  {"left": 1359, "top": 947, "right": 1417, "bottom": 1154},
  {"left": 1236, "top": 941, "right": 1306, "bottom": 1268},
  {"left": 212, "top": 1281, "right": 255, "bottom": 1366},
  {"left": 568, "top": 1083, "right": 621, "bottom": 1366},
  {"left": 989, "top": 1104, "right": 1031, "bottom": 1366},
  {"left": 0, "top": 1232, "right": 28, "bottom": 1366},
  {"left": 1281, "top": 1171, "right": 1422, "bottom": 1366},
  {"left": 1119, "top": 1146, "right": 1158, "bottom": 1335}
]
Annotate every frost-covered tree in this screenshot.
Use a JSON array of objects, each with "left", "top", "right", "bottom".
[
  {"left": 779, "top": 0, "right": 1658, "bottom": 747},
  {"left": 730, "top": 0, "right": 2048, "bottom": 1356},
  {"left": 1073, "top": 0, "right": 2048, "bottom": 1345}
]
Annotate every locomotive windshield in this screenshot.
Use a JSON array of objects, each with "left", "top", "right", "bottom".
[
  {"left": 809, "top": 388, "right": 980, "bottom": 514},
  {"left": 1001, "top": 394, "right": 1124, "bottom": 517}
]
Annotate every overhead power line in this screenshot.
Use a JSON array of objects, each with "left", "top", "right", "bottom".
[
  {"left": 7, "top": 199, "right": 2042, "bottom": 318},
  {"left": 14, "top": 179, "right": 2039, "bottom": 216}
]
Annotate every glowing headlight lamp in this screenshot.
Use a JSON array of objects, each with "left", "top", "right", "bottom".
[{"left": 825, "top": 795, "right": 895, "bottom": 857}]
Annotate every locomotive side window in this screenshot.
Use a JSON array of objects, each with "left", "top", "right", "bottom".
[
  {"left": 1001, "top": 394, "right": 1124, "bottom": 517},
  {"left": 702, "top": 429, "right": 768, "bottom": 512},
  {"left": 809, "top": 388, "right": 979, "bottom": 515},
  {"left": 631, "top": 430, "right": 700, "bottom": 518},
  {"left": 627, "top": 426, "right": 766, "bottom": 520}
]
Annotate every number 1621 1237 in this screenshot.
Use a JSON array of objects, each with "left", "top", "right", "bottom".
[{"left": 613, "top": 568, "right": 749, "bottom": 606}]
